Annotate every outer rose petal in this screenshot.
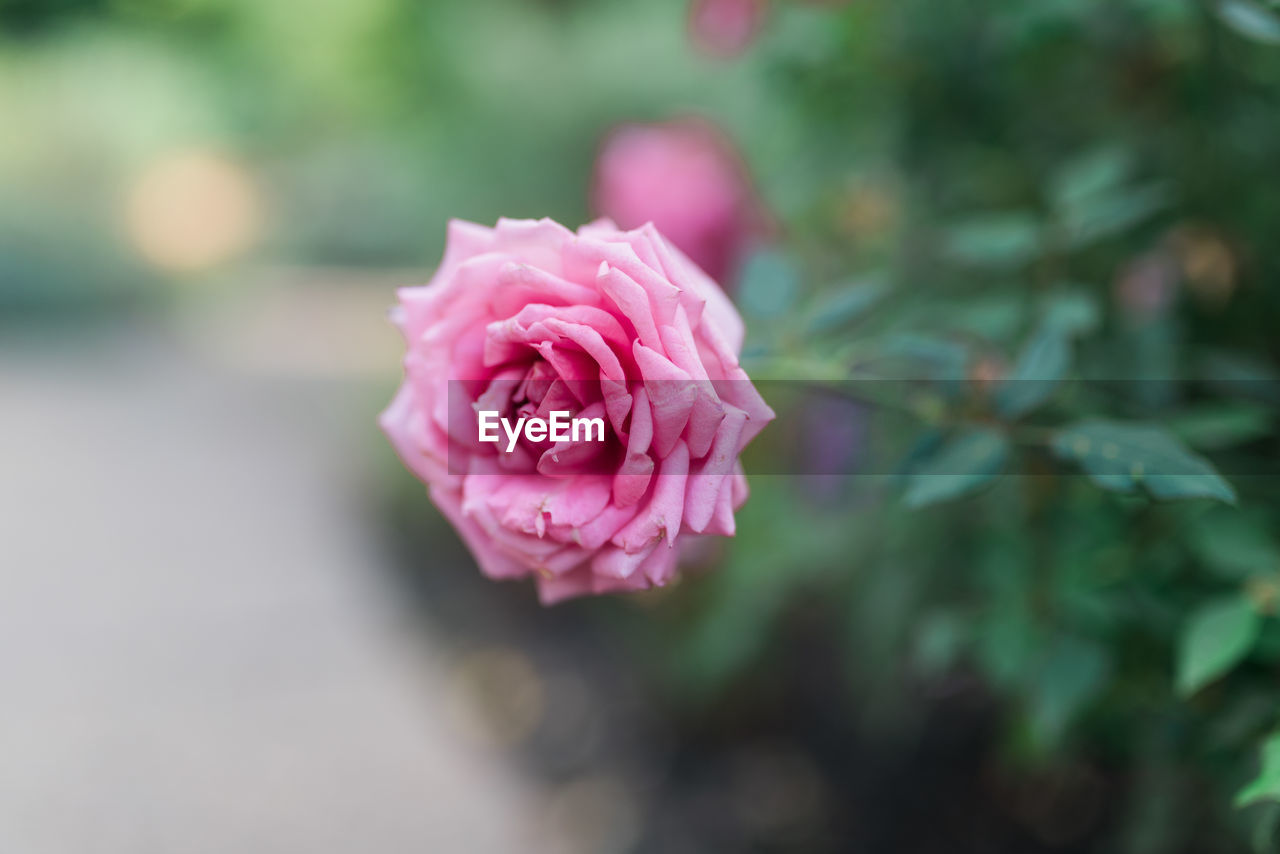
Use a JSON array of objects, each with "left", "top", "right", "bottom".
[{"left": 430, "top": 485, "right": 527, "bottom": 580}]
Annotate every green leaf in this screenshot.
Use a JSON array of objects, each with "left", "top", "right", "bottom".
[
  {"left": 1029, "top": 635, "right": 1110, "bottom": 749},
  {"left": 944, "top": 293, "right": 1027, "bottom": 342},
  {"left": 1050, "top": 147, "right": 1134, "bottom": 213},
  {"left": 1197, "top": 351, "right": 1280, "bottom": 404},
  {"left": 1166, "top": 403, "right": 1274, "bottom": 450},
  {"left": 996, "top": 322, "right": 1072, "bottom": 418},
  {"left": 1190, "top": 510, "right": 1280, "bottom": 580},
  {"left": 942, "top": 212, "right": 1042, "bottom": 269},
  {"left": 805, "top": 276, "right": 888, "bottom": 334},
  {"left": 1052, "top": 419, "right": 1237, "bottom": 504},
  {"left": 1062, "top": 183, "right": 1172, "bottom": 248},
  {"left": 1134, "top": 0, "right": 1197, "bottom": 23},
  {"left": 1000, "top": 0, "right": 1093, "bottom": 40},
  {"left": 892, "top": 428, "right": 945, "bottom": 481},
  {"left": 1249, "top": 802, "right": 1280, "bottom": 852},
  {"left": 1237, "top": 733, "right": 1280, "bottom": 808},
  {"left": 904, "top": 427, "right": 1010, "bottom": 508},
  {"left": 913, "top": 611, "right": 968, "bottom": 674},
  {"left": 1219, "top": 0, "right": 1280, "bottom": 44},
  {"left": 1041, "top": 288, "right": 1101, "bottom": 337},
  {"left": 1176, "top": 596, "right": 1260, "bottom": 697},
  {"left": 880, "top": 332, "right": 971, "bottom": 383},
  {"left": 976, "top": 605, "right": 1038, "bottom": 688}
]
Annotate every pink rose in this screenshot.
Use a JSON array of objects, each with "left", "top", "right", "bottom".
[
  {"left": 1115, "top": 250, "right": 1179, "bottom": 320},
  {"left": 591, "top": 120, "right": 769, "bottom": 287},
  {"left": 380, "top": 218, "right": 774, "bottom": 604},
  {"left": 688, "top": 0, "right": 768, "bottom": 59}
]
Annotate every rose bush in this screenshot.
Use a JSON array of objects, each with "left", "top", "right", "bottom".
[{"left": 381, "top": 217, "right": 774, "bottom": 603}]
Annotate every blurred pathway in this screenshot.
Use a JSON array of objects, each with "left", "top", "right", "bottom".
[{"left": 0, "top": 294, "right": 558, "bottom": 854}]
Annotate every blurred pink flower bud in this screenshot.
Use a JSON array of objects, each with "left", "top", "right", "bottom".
[
  {"left": 688, "top": 0, "right": 768, "bottom": 58},
  {"left": 591, "top": 120, "right": 769, "bottom": 287},
  {"left": 1115, "top": 251, "right": 1180, "bottom": 320}
]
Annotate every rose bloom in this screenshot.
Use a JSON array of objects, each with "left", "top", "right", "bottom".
[
  {"left": 380, "top": 218, "right": 774, "bottom": 603},
  {"left": 1115, "top": 250, "right": 1179, "bottom": 321},
  {"left": 688, "top": 0, "right": 767, "bottom": 58},
  {"left": 591, "top": 120, "right": 768, "bottom": 287}
]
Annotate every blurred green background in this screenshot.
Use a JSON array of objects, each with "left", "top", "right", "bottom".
[
  {"left": 0, "top": 0, "right": 782, "bottom": 310},
  {"left": 4, "top": 0, "right": 1280, "bottom": 852}
]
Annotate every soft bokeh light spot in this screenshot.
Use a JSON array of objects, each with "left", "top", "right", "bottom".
[
  {"left": 542, "top": 774, "right": 640, "bottom": 854},
  {"left": 126, "top": 149, "right": 260, "bottom": 273},
  {"left": 445, "top": 647, "right": 546, "bottom": 749}
]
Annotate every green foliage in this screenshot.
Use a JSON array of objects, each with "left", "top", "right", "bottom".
[
  {"left": 941, "top": 213, "right": 1042, "bottom": 269},
  {"left": 1176, "top": 596, "right": 1261, "bottom": 697},
  {"left": 736, "top": 248, "right": 801, "bottom": 319},
  {"left": 1048, "top": 147, "right": 1134, "bottom": 214},
  {"left": 1190, "top": 510, "right": 1280, "bottom": 580},
  {"left": 1238, "top": 734, "right": 1280, "bottom": 808},
  {"left": 1167, "top": 404, "right": 1275, "bottom": 450},
  {"left": 686, "top": 0, "right": 1279, "bottom": 844},
  {"left": 1052, "top": 421, "right": 1237, "bottom": 504},
  {"left": 1218, "top": 0, "right": 1280, "bottom": 44},
  {"left": 1041, "top": 289, "right": 1101, "bottom": 338},
  {"left": 995, "top": 320, "right": 1071, "bottom": 418},
  {"left": 903, "top": 427, "right": 1009, "bottom": 508},
  {"left": 802, "top": 276, "right": 887, "bottom": 336},
  {"left": 1028, "top": 635, "right": 1110, "bottom": 749}
]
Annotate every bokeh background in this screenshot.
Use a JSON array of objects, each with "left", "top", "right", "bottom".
[{"left": 4, "top": 0, "right": 1280, "bottom": 851}]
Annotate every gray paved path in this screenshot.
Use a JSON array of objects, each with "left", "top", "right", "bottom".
[{"left": 0, "top": 306, "right": 562, "bottom": 854}]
